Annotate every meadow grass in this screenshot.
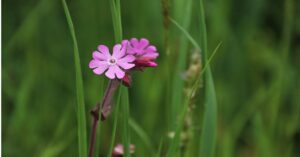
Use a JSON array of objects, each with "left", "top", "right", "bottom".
[
  {"left": 198, "top": 1, "right": 217, "bottom": 157},
  {"left": 62, "top": 1, "right": 87, "bottom": 157},
  {"left": 2, "top": 0, "right": 299, "bottom": 157},
  {"left": 109, "top": 0, "right": 132, "bottom": 157},
  {"left": 107, "top": 86, "right": 122, "bottom": 157}
]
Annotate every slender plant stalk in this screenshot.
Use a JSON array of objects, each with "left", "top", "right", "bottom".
[
  {"left": 107, "top": 86, "right": 123, "bottom": 157},
  {"left": 110, "top": 0, "right": 123, "bottom": 42},
  {"left": 88, "top": 104, "right": 100, "bottom": 157},
  {"left": 198, "top": 0, "right": 218, "bottom": 157},
  {"left": 169, "top": 17, "right": 199, "bottom": 50},
  {"left": 169, "top": 0, "right": 193, "bottom": 133},
  {"left": 88, "top": 80, "right": 120, "bottom": 157},
  {"left": 109, "top": 0, "right": 131, "bottom": 156},
  {"left": 62, "top": 1, "right": 87, "bottom": 157},
  {"left": 94, "top": 79, "right": 105, "bottom": 157},
  {"left": 122, "top": 90, "right": 131, "bottom": 157},
  {"left": 165, "top": 43, "right": 221, "bottom": 157},
  {"left": 166, "top": 73, "right": 202, "bottom": 157},
  {"left": 161, "top": 0, "right": 170, "bottom": 50}
]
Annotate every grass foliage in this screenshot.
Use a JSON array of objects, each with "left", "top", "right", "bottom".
[{"left": 3, "top": 0, "right": 299, "bottom": 156}]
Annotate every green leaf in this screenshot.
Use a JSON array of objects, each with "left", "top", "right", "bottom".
[
  {"left": 107, "top": 86, "right": 123, "bottom": 157},
  {"left": 169, "top": 17, "right": 200, "bottom": 50},
  {"left": 129, "top": 118, "right": 155, "bottom": 155},
  {"left": 62, "top": 1, "right": 87, "bottom": 157},
  {"left": 109, "top": 0, "right": 131, "bottom": 156},
  {"left": 198, "top": 0, "right": 218, "bottom": 157}
]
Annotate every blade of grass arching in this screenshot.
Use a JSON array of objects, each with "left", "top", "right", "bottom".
[
  {"left": 169, "top": 18, "right": 200, "bottom": 50},
  {"left": 170, "top": 15, "right": 221, "bottom": 156},
  {"left": 166, "top": 75, "right": 202, "bottom": 157},
  {"left": 200, "top": 42, "right": 222, "bottom": 75},
  {"left": 166, "top": 43, "right": 221, "bottom": 157},
  {"left": 168, "top": 2, "right": 193, "bottom": 152},
  {"left": 198, "top": 0, "right": 218, "bottom": 157},
  {"left": 109, "top": 0, "right": 131, "bottom": 156},
  {"left": 170, "top": 18, "right": 222, "bottom": 74},
  {"left": 107, "top": 86, "right": 122, "bottom": 157},
  {"left": 62, "top": 1, "right": 87, "bottom": 157},
  {"left": 129, "top": 118, "right": 155, "bottom": 155},
  {"left": 169, "top": 0, "right": 193, "bottom": 132},
  {"left": 199, "top": 48, "right": 218, "bottom": 157}
]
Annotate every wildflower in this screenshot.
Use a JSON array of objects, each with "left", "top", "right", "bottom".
[
  {"left": 89, "top": 44, "right": 135, "bottom": 79},
  {"left": 88, "top": 38, "right": 159, "bottom": 121},
  {"left": 122, "top": 38, "right": 159, "bottom": 69},
  {"left": 112, "top": 144, "right": 135, "bottom": 157}
]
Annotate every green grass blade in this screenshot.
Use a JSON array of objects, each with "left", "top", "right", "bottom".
[
  {"left": 62, "top": 1, "right": 87, "bottom": 157},
  {"left": 110, "top": 0, "right": 123, "bottom": 42},
  {"left": 156, "top": 139, "right": 164, "bottom": 157},
  {"left": 109, "top": 0, "right": 131, "bottom": 156},
  {"left": 198, "top": 0, "right": 208, "bottom": 59},
  {"left": 199, "top": 68, "right": 217, "bottom": 157},
  {"left": 169, "top": 18, "right": 200, "bottom": 50},
  {"left": 198, "top": 0, "right": 218, "bottom": 157},
  {"left": 169, "top": 0, "right": 193, "bottom": 133},
  {"left": 253, "top": 114, "right": 272, "bottom": 157},
  {"left": 166, "top": 74, "right": 201, "bottom": 157},
  {"left": 107, "top": 87, "right": 122, "bottom": 157},
  {"left": 129, "top": 118, "right": 155, "bottom": 155},
  {"left": 94, "top": 80, "right": 105, "bottom": 157},
  {"left": 122, "top": 89, "right": 131, "bottom": 157},
  {"left": 200, "top": 42, "right": 222, "bottom": 76},
  {"left": 165, "top": 42, "right": 221, "bottom": 156}
]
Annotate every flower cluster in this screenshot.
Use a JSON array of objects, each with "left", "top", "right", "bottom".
[{"left": 89, "top": 38, "right": 159, "bottom": 86}]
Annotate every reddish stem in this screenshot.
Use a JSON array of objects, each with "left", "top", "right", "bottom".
[
  {"left": 88, "top": 79, "right": 121, "bottom": 157},
  {"left": 88, "top": 106, "right": 100, "bottom": 157}
]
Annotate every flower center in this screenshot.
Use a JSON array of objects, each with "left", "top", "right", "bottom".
[{"left": 108, "top": 58, "right": 117, "bottom": 65}]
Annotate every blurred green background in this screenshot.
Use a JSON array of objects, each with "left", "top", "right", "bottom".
[{"left": 2, "top": 0, "right": 300, "bottom": 156}]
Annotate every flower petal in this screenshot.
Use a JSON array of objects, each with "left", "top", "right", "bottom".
[
  {"left": 118, "top": 55, "right": 135, "bottom": 63},
  {"left": 130, "top": 38, "right": 139, "bottom": 47},
  {"left": 105, "top": 66, "right": 116, "bottom": 79},
  {"left": 97, "top": 45, "right": 111, "bottom": 58},
  {"left": 93, "top": 51, "right": 107, "bottom": 60},
  {"left": 112, "top": 44, "right": 126, "bottom": 59},
  {"left": 142, "top": 52, "right": 159, "bottom": 59},
  {"left": 112, "top": 65, "right": 125, "bottom": 79},
  {"left": 145, "top": 45, "right": 157, "bottom": 53},
  {"left": 105, "top": 65, "right": 125, "bottom": 79},
  {"left": 89, "top": 60, "right": 107, "bottom": 69},
  {"left": 93, "top": 66, "right": 108, "bottom": 75},
  {"left": 122, "top": 40, "right": 135, "bottom": 54},
  {"left": 118, "top": 62, "right": 135, "bottom": 70},
  {"left": 122, "top": 40, "right": 129, "bottom": 47},
  {"left": 138, "top": 38, "right": 149, "bottom": 49}
]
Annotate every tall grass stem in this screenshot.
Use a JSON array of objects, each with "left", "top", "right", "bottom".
[{"left": 62, "top": 1, "right": 87, "bottom": 157}]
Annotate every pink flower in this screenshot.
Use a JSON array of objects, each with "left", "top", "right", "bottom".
[
  {"left": 122, "top": 38, "right": 159, "bottom": 68},
  {"left": 89, "top": 44, "right": 135, "bottom": 79},
  {"left": 112, "top": 144, "right": 135, "bottom": 157}
]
